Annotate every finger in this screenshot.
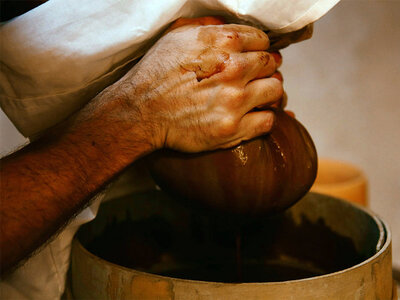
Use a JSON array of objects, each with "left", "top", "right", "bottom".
[
  {"left": 217, "top": 24, "right": 270, "bottom": 52},
  {"left": 272, "top": 92, "right": 288, "bottom": 109},
  {"left": 237, "top": 110, "right": 275, "bottom": 141},
  {"left": 271, "top": 71, "right": 283, "bottom": 81},
  {"left": 270, "top": 52, "right": 282, "bottom": 68},
  {"left": 219, "top": 110, "right": 274, "bottom": 149},
  {"left": 242, "top": 78, "right": 283, "bottom": 112},
  {"left": 270, "top": 72, "right": 284, "bottom": 108},
  {"left": 198, "top": 51, "right": 275, "bottom": 84},
  {"left": 228, "top": 52, "right": 277, "bottom": 83}
]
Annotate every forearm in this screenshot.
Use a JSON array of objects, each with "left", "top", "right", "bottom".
[
  {"left": 0, "top": 85, "right": 152, "bottom": 274},
  {"left": 0, "top": 20, "right": 284, "bottom": 275}
]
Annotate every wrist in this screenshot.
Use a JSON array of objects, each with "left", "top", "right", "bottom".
[
  {"left": 62, "top": 83, "right": 158, "bottom": 172},
  {"left": 108, "top": 77, "right": 167, "bottom": 152}
]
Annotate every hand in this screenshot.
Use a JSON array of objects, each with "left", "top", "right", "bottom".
[
  {"left": 114, "top": 22, "right": 283, "bottom": 152},
  {"left": 0, "top": 20, "right": 284, "bottom": 273}
]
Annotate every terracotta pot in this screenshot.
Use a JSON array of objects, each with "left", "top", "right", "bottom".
[{"left": 311, "top": 158, "right": 368, "bottom": 206}]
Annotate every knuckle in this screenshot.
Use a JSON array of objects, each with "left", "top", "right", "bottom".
[
  {"left": 227, "top": 88, "right": 245, "bottom": 104},
  {"left": 216, "top": 114, "right": 238, "bottom": 138},
  {"left": 225, "top": 31, "right": 240, "bottom": 45},
  {"left": 224, "top": 30, "right": 240, "bottom": 41},
  {"left": 226, "top": 57, "right": 246, "bottom": 75},
  {"left": 197, "top": 27, "right": 218, "bottom": 46},
  {"left": 217, "top": 28, "right": 241, "bottom": 48}
]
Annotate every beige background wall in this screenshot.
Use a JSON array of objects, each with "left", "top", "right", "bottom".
[
  {"left": 1, "top": 0, "right": 399, "bottom": 269},
  {"left": 280, "top": 0, "right": 400, "bottom": 268}
]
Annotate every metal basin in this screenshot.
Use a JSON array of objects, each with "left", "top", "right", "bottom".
[{"left": 71, "top": 192, "right": 394, "bottom": 299}]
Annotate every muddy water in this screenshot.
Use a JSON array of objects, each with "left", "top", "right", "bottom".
[
  {"left": 85, "top": 210, "right": 363, "bottom": 283},
  {"left": 158, "top": 232, "right": 323, "bottom": 283},
  {"left": 159, "top": 262, "right": 322, "bottom": 283}
]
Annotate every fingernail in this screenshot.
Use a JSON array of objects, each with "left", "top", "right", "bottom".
[
  {"left": 271, "top": 52, "right": 282, "bottom": 67},
  {"left": 271, "top": 71, "right": 283, "bottom": 81}
]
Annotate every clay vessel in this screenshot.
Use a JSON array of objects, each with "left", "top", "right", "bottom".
[{"left": 147, "top": 110, "right": 318, "bottom": 215}]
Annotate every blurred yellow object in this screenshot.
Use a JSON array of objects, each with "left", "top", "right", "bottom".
[{"left": 311, "top": 158, "right": 368, "bottom": 206}]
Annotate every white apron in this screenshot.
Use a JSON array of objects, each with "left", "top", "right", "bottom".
[{"left": 0, "top": 0, "right": 339, "bottom": 298}]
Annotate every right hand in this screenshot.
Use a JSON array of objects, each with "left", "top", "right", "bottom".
[{"left": 113, "top": 21, "right": 284, "bottom": 153}]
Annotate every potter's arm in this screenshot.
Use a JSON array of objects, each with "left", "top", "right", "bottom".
[
  {"left": 0, "top": 23, "right": 283, "bottom": 275},
  {"left": 0, "top": 84, "right": 154, "bottom": 275}
]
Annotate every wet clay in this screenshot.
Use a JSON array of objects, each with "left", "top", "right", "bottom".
[
  {"left": 159, "top": 261, "right": 322, "bottom": 283},
  {"left": 180, "top": 48, "right": 229, "bottom": 81},
  {"left": 147, "top": 110, "right": 318, "bottom": 216}
]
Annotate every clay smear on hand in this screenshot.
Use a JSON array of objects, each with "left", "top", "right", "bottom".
[{"left": 180, "top": 48, "right": 230, "bottom": 81}]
